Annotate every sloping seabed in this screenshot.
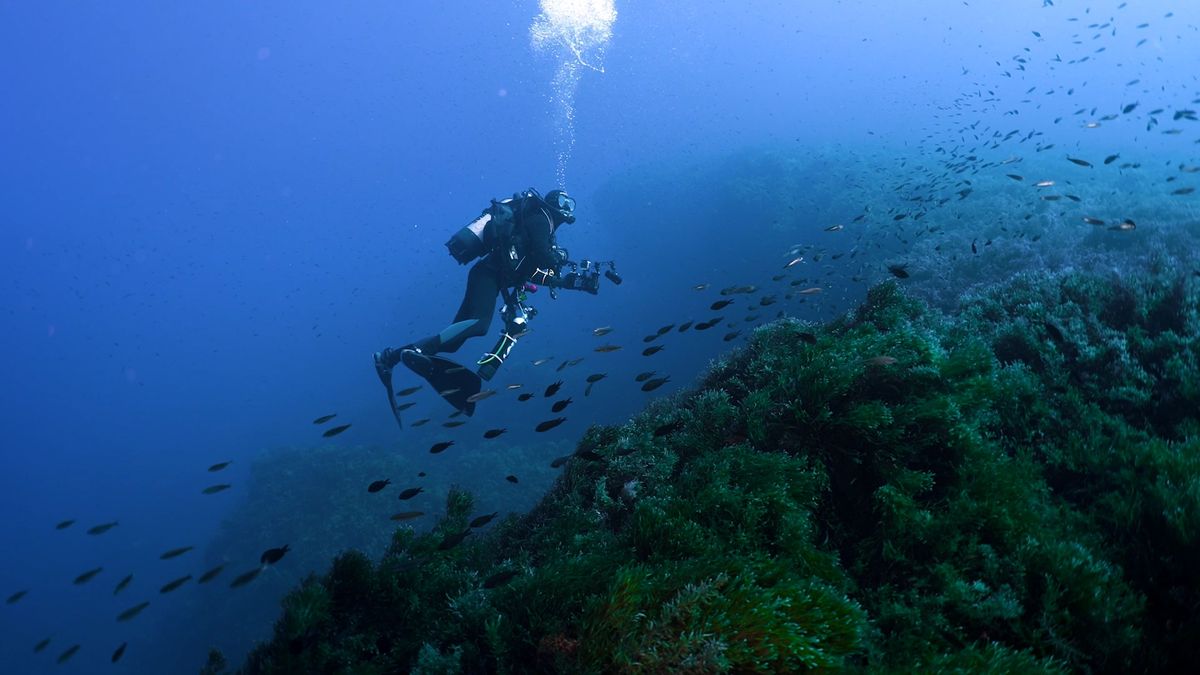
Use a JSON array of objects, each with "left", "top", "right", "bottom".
[{"left": 207, "top": 268, "right": 1200, "bottom": 673}]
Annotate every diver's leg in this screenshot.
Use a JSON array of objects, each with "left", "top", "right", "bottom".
[{"left": 373, "top": 262, "right": 500, "bottom": 383}]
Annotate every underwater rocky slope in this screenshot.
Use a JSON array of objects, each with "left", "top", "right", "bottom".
[{"left": 207, "top": 268, "right": 1200, "bottom": 674}]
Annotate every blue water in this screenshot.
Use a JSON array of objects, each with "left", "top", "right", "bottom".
[{"left": 2, "top": 1, "right": 1198, "bottom": 672}]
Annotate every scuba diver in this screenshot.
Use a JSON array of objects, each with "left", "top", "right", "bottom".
[{"left": 373, "top": 187, "right": 620, "bottom": 426}]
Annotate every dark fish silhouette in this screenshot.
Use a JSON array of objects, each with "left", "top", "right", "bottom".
[
  {"left": 312, "top": 414, "right": 337, "bottom": 424},
  {"left": 482, "top": 569, "right": 520, "bottom": 589},
  {"left": 585, "top": 372, "right": 607, "bottom": 383},
  {"left": 483, "top": 428, "right": 507, "bottom": 439},
  {"left": 395, "top": 385, "right": 422, "bottom": 397},
  {"left": 112, "top": 642, "right": 127, "bottom": 663},
  {"left": 198, "top": 565, "right": 225, "bottom": 584},
  {"left": 642, "top": 345, "right": 665, "bottom": 356},
  {"left": 159, "top": 546, "right": 193, "bottom": 560},
  {"left": 7, "top": 589, "right": 28, "bottom": 604},
  {"left": 113, "top": 574, "right": 133, "bottom": 595},
  {"left": 550, "top": 454, "right": 573, "bottom": 468},
  {"left": 116, "top": 601, "right": 150, "bottom": 622},
  {"left": 411, "top": 418, "right": 431, "bottom": 426},
  {"left": 635, "top": 371, "right": 656, "bottom": 382},
  {"left": 551, "top": 397, "right": 573, "bottom": 413},
  {"left": 34, "top": 637, "right": 51, "bottom": 653},
  {"left": 656, "top": 323, "right": 675, "bottom": 335},
  {"left": 1104, "top": 154, "right": 1120, "bottom": 164},
  {"left": 1067, "top": 156, "right": 1093, "bottom": 167},
  {"left": 641, "top": 376, "right": 670, "bottom": 392},
  {"left": 536, "top": 417, "right": 567, "bottom": 432},
  {"left": 723, "top": 331, "right": 742, "bottom": 342},
  {"left": 887, "top": 264, "right": 910, "bottom": 279},
  {"left": 322, "top": 424, "right": 352, "bottom": 438},
  {"left": 87, "top": 521, "right": 119, "bottom": 535},
  {"left": 437, "top": 529, "right": 471, "bottom": 551},
  {"left": 368, "top": 479, "right": 391, "bottom": 493},
  {"left": 74, "top": 567, "right": 103, "bottom": 585},
  {"left": 160, "top": 574, "right": 192, "bottom": 594},
  {"left": 442, "top": 420, "right": 467, "bottom": 428},
  {"left": 55, "top": 519, "right": 75, "bottom": 530},
  {"left": 505, "top": 475, "right": 519, "bottom": 484},
  {"left": 470, "top": 512, "right": 499, "bottom": 528},
  {"left": 398, "top": 487, "right": 424, "bottom": 500},
  {"left": 207, "top": 461, "right": 232, "bottom": 472},
  {"left": 429, "top": 441, "right": 454, "bottom": 454},
  {"left": 710, "top": 299, "right": 734, "bottom": 310},
  {"left": 202, "top": 484, "right": 231, "bottom": 495},
  {"left": 260, "top": 545, "right": 290, "bottom": 565},
  {"left": 517, "top": 393, "right": 534, "bottom": 401},
  {"left": 544, "top": 381, "right": 563, "bottom": 397},
  {"left": 229, "top": 568, "right": 261, "bottom": 589},
  {"left": 57, "top": 644, "right": 80, "bottom": 664},
  {"left": 390, "top": 511, "right": 424, "bottom": 521},
  {"left": 395, "top": 401, "right": 417, "bottom": 411},
  {"left": 678, "top": 320, "right": 694, "bottom": 332}
]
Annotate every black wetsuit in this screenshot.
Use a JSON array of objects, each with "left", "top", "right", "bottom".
[{"left": 413, "top": 196, "right": 560, "bottom": 355}]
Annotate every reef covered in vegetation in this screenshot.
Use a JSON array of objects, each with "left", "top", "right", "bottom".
[{"left": 212, "top": 267, "right": 1199, "bottom": 673}]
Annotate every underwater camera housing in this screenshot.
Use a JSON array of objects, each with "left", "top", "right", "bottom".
[{"left": 555, "top": 256, "right": 621, "bottom": 294}]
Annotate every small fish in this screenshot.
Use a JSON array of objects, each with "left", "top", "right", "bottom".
[
  {"left": 864, "top": 356, "right": 898, "bottom": 366},
  {"left": 207, "top": 460, "right": 232, "bottom": 472},
  {"left": 160, "top": 574, "right": 192, "bottom": 594},
  {"left": 34, "top": 637, "right": 51, "bottom": 653},
  {"left": 694, "top": 319, "right": 719, "bottom": 331},
  {"left": 656, "top": 324, "right": 675, "bottom": 335},
  {"left": 312, "top": 414, "right": 337, "bottom": 424},
  {"left": 411, "top": 418, "right": 431, "bottom": 427},
  {"left": 54, "top": 519, "right": 75, "bottom": 530},
  {"left": 1109, "top": 220, "right": 1136, "bottom": 231},
  {"left": 202, "top": 484, "right": 231, "bottom": 495},
  {"left": 398, "top": 487, "right": 424, "bottom": 500},
  {"left": 322, "top": 424, "right": 352, "bottom": 438},
  {"left": 442, "top": 420, "right": 467, "bottom": 428},
  {"left": 798, "top": 287, "right": 823, "bottom": 295},
  {"left": 1006, "top": 174, "right": 1024, "bottom": 181},
  {"left": 482, "top": 569, "right": 520, "bottom": 589},
  {"left": 517, "top": 393, "right": 534, "bottom": 402},
  {"left": 57, "top": 645, "right": 81, "bottom": 665},
  {"left": 74, "top": 567, "right": 103, "bottom": 585},
  {"left": 1122, "top": 102, "right": 1138, "bottom": 114},
  {"left": 710, "top": 299, "right": 734, "bottom": 310},
  {"left": 536, "top": 417, "right": 567, "bottom": 432},
  {"left": 971, "top": 239, "right": 978, "bottom": 254},
  {"left": 1104, "top": 154, "right": 1120, "bottom": 165},
  {"left": 784, "top": 257, "right": 805, "bottom": 268},
  {"left": 1083, "top": 216, "right": 1105, "bottom": 225},
  {"left": 159, "top": 546, "right": 194, "bottom": 560},
  {"left": 505, "top": 383, "right": 523, "bottom": 390},
  {"left": 429, "top": 441, "right": 454, "bottom": 454},
  {"left": 595, "top": 344, "right": 622, "bottom": 353},
  {"left": 642, "top": 334, "right": 658, "bottom": 343},
  {"left": 544, "top": 381, "right": 563, "bottom": 397},
  {"left": 483, "top": 428, "right": 507, "bottom": 439},
  {"left": 635, "top": 371, "right": 656, "bottom": 382},
  {"left": 1065, "top": 194, "right": 1081, "bottom": 203},
  {"left": 1172, "top": 187, "right": 1195, "bottom": 195},
  {"left": 678, "top": 320, "right": 694, "bottom": 332},
  {"left": 550, "top": 454, "right": 573, "bottom": 468},
  {"left": 641, "top": 376, "right": 670, "bottom": 392},
  {"left": 438, "top": 529, "right": 471, "bottom": 551},
  {"left": 114, "top": 574, "right": 133, "bottom": 595},
  {"left": 692, "top": 283, "right": 710, "bottom": 291},
  {"left": 824, "top": 224, "right": 844, "bottom": 231},
  {"left": 198, "top": 565, "right": 225, "bottom": 584},
  {"left": 466, "top": 389, "right": 497, "bottom": 403},
  {"left": 470, "top": 512, "right": 500, "bottom": 528},
  {"left": 6, "top": 589, "right": 28, "bottom": 604},
  {"left": 723, "top": 330, "right": 742, "bottom": 342},
  {"left": 886, "top": 264, "right": 910, "bottom": 279},
  {"left": 87, "top": 521, "right": 119, "bottom": 535},
  {"left": 395, "top": 402, "right": 416, "bottom": 411},
  {"left": 642, "top": 345, "right": 665, "bottom": 356},
  {"left": 1067, "top": 156, "right": 1093, "bottom": 168},
  {"left": 229, "top": 568, "right": 261, "bottom": 588},
  {"left": 556, "top": 359, "right": 570, "bottom": 372},
  {"left": 585, "top": 373, "right": 607, "bottom": 383},
  {"left": 1034, "top": 180, "right": 1055, "bottom": 188},
  {"left": 260, "top": 545, "right": 290, "bottom": 565},
  {"left": 720, "top": 284, "right": 757, "bottom": 295},
  {"left": 390, "top": 511, "right": 425, "bottom": 521},
  {"left": 111, "top": 642, "right": 127, "bottom": 663},
  {"left": 368, "top": 479, "right": 391, "bottom": 493},
  {"left": 531, "top": 357, "right": 554, "bottom": 366},
  {"left": 592, "top": 326, "right": 614, "bottom": 336},
  {"left": 116, "top": 601, "right": 151, "bottom": 621},
  {"left": 395, "top": 386, "right": 422, "bottom": 397},
  {"left": 505, "top": 474, "right": 519, "bottom": 483},
  {"left": 551, "top": 397, "right": 573, "bottom": 413}
]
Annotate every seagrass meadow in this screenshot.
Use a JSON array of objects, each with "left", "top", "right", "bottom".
[{"left": 201, "top": 269, "right": 1200, "bottom": 674}]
